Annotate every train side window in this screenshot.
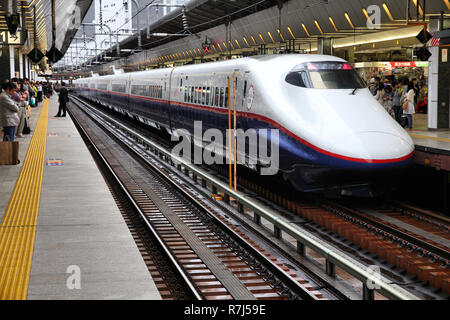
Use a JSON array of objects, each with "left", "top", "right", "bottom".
[
  {"left": 210, "top": 87, "right": 214, "bottom": 106},
  {"left": 195, "top": 87, "right": 198, "bottom": 104},
  {"left": 202, "top": 87, "right": 206, "bottom": 105},
  {"left": 184, "top": 87, "right": 187, "bottom": 102},
  {"left": 193, "top": 87, "right": 197, "bottom": 104},
  {"left": 215, "top": 88, "right": 219, "bottom": 106},
  {"left": 220, "top": 88, "right": 225, "bottom": 108},
  {"left": 225, "top": 87, "right": 229, "bottom": 108},
  {"left": 206, "top": 87, "right": 210, "bottom": 106},
  {"left": 243, "top": 80, "right": 248, "bottom": 98},
  {"left": 191, "top": 87, "right": 194, "bottom": 102},
  {"left": 285, "top": 71, "right": 308, "bottom": 88}
]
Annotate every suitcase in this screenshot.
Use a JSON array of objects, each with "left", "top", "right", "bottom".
[{"left": 0, "top": 141, "right": 19, "bottom": 165}]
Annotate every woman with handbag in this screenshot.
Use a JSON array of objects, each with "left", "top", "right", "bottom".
[
  {"left": 0, "top": 82, "right": 20, "bottom": 141},
  {"left": 402, "top": 82, "right": 416, "bottom": 131}
]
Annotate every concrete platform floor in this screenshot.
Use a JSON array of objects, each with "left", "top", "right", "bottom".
[{"left": 1, "top": 96, "right": 161, "bottom": 300}]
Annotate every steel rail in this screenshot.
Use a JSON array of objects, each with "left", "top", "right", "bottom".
[
  {"left": 68, "top": 100, "right": 203, "bottom": 300},
  {"left": 72, "top": 96, "right": 320, "bottom": 300},
  {"left": 69, "top": 94, "right": 421, "bottom": 301}
]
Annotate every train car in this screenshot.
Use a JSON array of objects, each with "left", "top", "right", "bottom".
[{"left": 74, "top": 55, "right": 415, "bottom": 196}]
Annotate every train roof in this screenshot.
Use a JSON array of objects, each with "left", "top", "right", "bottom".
[{"left": 77, "top": 54, "right": 346, "bottom": 81}]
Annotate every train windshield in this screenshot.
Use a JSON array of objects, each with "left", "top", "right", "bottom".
[{"left": 286, "top": 62, "right": 366, "bottom": 89}]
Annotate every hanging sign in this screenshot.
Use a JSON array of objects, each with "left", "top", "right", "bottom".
[{"left": 0, "top": 31, "right": 22, "bottom": 45}]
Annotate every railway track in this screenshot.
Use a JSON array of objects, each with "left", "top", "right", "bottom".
[
  {"left": 69, "top": 94, "right": 422, "bottom": 300},
  {"left": 216, "top": 170, "right": 450, "bottom": 298},
  {"left": 68, "top": 96, "right": 327, "bottom": 301}
]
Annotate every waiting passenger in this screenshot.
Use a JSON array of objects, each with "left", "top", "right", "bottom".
[
  {"left": 55, "top": 82, "right": 69, "bottom": 118},
  {"left": 382, "top": 85, "right": 393, "bottom": 116},
  {"left": 36, "top": 81, "right": 43, "bottom": 105},
  {"left": 402, "top": 82, "right": 416, "bottom": 131},
  {"left": 9, "top": 79, "right": 26, "bottom": 138},
  {"left": 0, "top": 82, "right": 20, "bottom": 142},
  {"left": 391, "top": 81, "right": 402, "bottom": 123}
]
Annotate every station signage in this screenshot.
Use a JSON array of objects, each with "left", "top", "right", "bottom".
[
  {"left": 0, "top": 31, "right": 23, "bottom": 45},
  {"left": 354, "top": 61, "right": 429, "bottom": 70},
  {"left": 390, "top": 61, "right": 429, "bottom": 68},
  {"left": 390, "top": 61, "right": 416, "bottom": 68}
]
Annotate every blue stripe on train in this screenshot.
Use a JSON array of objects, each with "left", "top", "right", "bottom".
[{"left": 79, "top": 89, "right": 414, "bottom": 171}]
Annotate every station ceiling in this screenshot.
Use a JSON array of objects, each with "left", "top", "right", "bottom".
[
  {"left": 107, "top": 0, "right": 280, "bottom": 57},
  {"left": 96, "top": 0, "right": 450, "bottom": 61},
  {"left": 60, "top": 0, "right": 450, "bottom": 73},
  {"left": 0, "top": 0, "right": 92, "bottom": 56}
]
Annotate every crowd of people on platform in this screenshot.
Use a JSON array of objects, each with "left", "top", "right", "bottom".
[
  {"left": 369, "top": 75, "right": 426, "bottom": 131},
  {"left": 0, "top": 78, "right": 54, "bottom": 142}
]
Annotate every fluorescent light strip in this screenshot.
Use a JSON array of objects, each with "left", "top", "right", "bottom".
[
  {"left": 345, "top": 12, "right": 354, "bottom": 29},
  {"left": 259, "top": 33, "right": 266, "bottom": 44},
  {"left": 362, "top": 8, "right": 373, "bottom": 26},
  {"left": 329, "top": 16, "right": 339, "bottom": 32},
  {"left": 333, "top": 29, "right": 422, "bottom": 48},
  {"left": 445, "top": 0, "right": 450, "bottom": 10},
  {"left": 287, "top": 27, "right": 296, "bottom": 39},
  {"left": 382, "top": 3, "right": 394, "bottom": 21},
  {"left": 412, "top": 0, "right": 424, "bottom": 16},
  {"left": 314, "top": 20, "right": 324, "bottom": 34},
  {"left": 277, "top": 29, "right": 285, "bottom": 42},
  {"left": 302, "top": 24, "right": 311, "bottom": 37}
]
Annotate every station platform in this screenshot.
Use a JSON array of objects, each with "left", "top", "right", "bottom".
[
  {"left": 0, "top": 96, "right": 161, "bottom": 300},
  {"left": 410, "top": 130, "right": 450, "bottom": 171}
]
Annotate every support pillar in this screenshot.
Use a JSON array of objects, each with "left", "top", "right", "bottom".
[
  {"left": 9, "top": 45, "right": 15, "bottom": 78},
  {"left": 19, "top": 48, "right": 23, "bottom": 78},
  {"left": 24, "top": 55, "right": 29, "bottom": 79},
  {"left": 429, "top": 17, "right": 450, "bottom": 129},
  {"left": 317, "top": 37, "right": 333, "bottom": 56},
  {"left": 0, "top": 45, "right": 16, "bottom": 80}
]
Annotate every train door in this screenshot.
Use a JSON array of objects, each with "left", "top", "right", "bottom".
[
  {"left": 167, "top": 69, "right": 176, "bottom": 133},
  {"left": 127, "top": 75, "right": 131, "bottom": 114}
]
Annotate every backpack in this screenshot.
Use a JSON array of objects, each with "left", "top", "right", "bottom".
[{"left": 23, "top": 118, "right": 31, "bottom": 134}]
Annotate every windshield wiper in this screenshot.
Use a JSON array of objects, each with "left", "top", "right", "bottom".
[{"left": 350, "top": 88, "right": 359, "bottom": 95}]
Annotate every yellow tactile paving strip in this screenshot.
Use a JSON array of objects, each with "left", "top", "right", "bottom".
[
  {"left": 0, "top": 100, "right": 49, "bottom": 300},
  {"left": 410, "top": 133, "right": 450, "bottom": 143}
]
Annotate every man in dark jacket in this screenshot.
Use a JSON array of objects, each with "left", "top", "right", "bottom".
[{"left": 55, "top": 82, "right": 69, "bottom": 117}]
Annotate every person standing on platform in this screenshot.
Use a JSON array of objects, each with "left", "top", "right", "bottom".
[
  {"left": 37, "top": 81, "right": 43, "bottom": 105},
  {"left": 375, "top": 81, "right": 385, "bottom": 106},
  {"left": 403, "top": 82, "right": 416, "bottom": 131},
  {"left": 371, "top": 77, "right": 381, "bottom": 96},
  {"left": 391, "top": 81, "right": 402, "bottom": 123},
  {"left": 382, "top": 85, "right": 394, "bottom": 116},
  {"left": 55, "top": 82, "right": 69, "bottom": 117},
  {"left": 0, "top": 82, "right": 20, "bottom": 142},
  {"left": 9, "top": 79, "right": 26, "bottom": 138}
]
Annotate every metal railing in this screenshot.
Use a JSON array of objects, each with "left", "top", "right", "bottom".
[{"left": 72, "top": 95, "right": 421, "bottom": 301}]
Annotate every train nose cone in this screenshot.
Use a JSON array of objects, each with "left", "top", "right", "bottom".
[{"left": 329, "top": 132, "right": 414, "bottom": 161}]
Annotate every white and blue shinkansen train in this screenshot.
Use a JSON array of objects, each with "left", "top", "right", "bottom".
[{"left": 74, "top": 55, "right": 415, "bottom": 195}]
